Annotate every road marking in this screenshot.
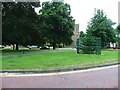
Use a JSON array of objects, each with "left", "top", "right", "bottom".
[{"left": 1, "top": 65, "right": 118, "bottom": 77}]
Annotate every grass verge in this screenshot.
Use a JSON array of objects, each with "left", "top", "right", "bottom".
[{"left": 1, "top": 50, "right": 119, "bottom": 70}]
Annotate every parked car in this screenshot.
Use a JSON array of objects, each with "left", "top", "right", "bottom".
[
  {"left": 40, "top": 46, "right": 50, "bottom": 50},
  {"left": 27, "top": 45, "right": 38, "bottom": 49},
  {"left": 3, "top": 46, "right": 12, "bottom": 50},
  {"left": 0, "top": 45, "right": 4, "bottom": 48}
]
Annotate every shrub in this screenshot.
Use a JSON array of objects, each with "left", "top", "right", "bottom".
[{"left": 80, "top": 35, "right": 96, "bottom": 54}]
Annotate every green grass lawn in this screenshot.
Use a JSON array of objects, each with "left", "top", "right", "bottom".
[
  {"left": 2, "top": 49, "right": 39, "bottom": 55},
  {"left": 1, "top": 50, "right": 119, "bottom": 70}
]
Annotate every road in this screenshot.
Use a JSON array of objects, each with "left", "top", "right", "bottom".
[
  {"left": 1, "top": 65, "right": 118, "bottom": 88},
  {"left": 1, "top": 48, "right": 75, "bottom": 58}
]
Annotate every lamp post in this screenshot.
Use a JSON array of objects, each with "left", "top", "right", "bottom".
[
  {"left": 76, "top": 38, "right": 80, "bottom": 54},
  {"left": 95, "top": 37, "right": 101, "bottom": 55}
]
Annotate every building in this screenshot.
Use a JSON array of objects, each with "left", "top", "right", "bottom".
[{"left": 72, "top": 24, "right": 79, "bottom": 48}]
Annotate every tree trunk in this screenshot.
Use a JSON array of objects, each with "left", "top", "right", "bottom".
[
  {"left": 53, "top": 43, "right": 56, "bottom": 50},
  {"left": 16, "top": 44, "right": 19, "bottom": 50}
]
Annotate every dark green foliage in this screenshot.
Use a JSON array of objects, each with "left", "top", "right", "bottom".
[
  {"left": 2, "top": 2, "right": 41, "bottom": 50},
  {"left": 117, "top": 24, "right": 120, "bottom": 34},
  {"left": 86, "top": 9, "right": 116, "bottom": 48},
  {"left": 117, "top": 24, "right": 120, "bottom": 47},
  {"left": 39, "top": 1, "right": 75, "bottom": 49},
  {"left": 78, "top": 31, "right": 96, "bottom": 54},
  {"left": 79, "top": 31, "right": 85, "bottom": 38},
  {"left": 2, "top": 1, "right": 75, "bottom": 50},
  {"left": 80, "top": 34, "right": 96, "bottom": 54},
  {"left": 78, "top": 32, "right": 101, "bottom": 54}
]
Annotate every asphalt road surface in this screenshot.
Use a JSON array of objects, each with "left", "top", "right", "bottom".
[{"left": 1, "top": 65, "right": 118, "bottom": 88}]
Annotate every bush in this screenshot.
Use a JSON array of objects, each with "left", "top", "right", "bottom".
[
  {"left": 81, "top": 46, "right": 96, "bottom": 54},
  {"left": 80, "top": 35, "right": 96, "bottom": 54}
]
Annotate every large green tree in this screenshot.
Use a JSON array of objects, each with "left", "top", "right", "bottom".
[
  {"left": 117, "top": 24, "right": 120, "bottom": 47},
  {"left": 2, "top": 1, "right": 41, "bottom": 50},
  {"left": 117, "top": 24, "right": 120, "bottom": 34},
  {"left": 86, "top": 9, "right": 116, "bottom": 48},
  {"left": 79, "top": 31, "right": 96, "bottom": 54},
  {"left": 39, "top": 1, "right": 75, "bottom": 49},
  {"left": 79, "top": 31, "right": 85, "bottom": 38}
]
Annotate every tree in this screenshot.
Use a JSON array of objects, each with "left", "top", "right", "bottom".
[
  {"left": 117, "top": 24, "right": 120, "bottom": 34},
  {"left": 117, "top": 24, "right": 120, "bottom": 48},
  {"left": 86, "top": 9, "right": 116, "bottom": 48},
  {"left": 79, "top": 32, "right": 96, "bottom": 54},
  {"left": 79, "top": 31, "right": 85, "bottom": 38},
  {"left": 2, "top": 1, "right": 42, "bottom": 50},
  {"left": 81, "top": 36, "right": 96, "bottom": 54},
  {"left": 39, "top": 1, "right": 75, "bottom": 49}
]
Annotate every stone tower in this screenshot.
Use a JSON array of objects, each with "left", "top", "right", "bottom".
[{"left": 72, "top": 24, "right": 79, "bottom": 48}]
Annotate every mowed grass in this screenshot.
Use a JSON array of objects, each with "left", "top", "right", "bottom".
[
  {"left": 2, "top": 49, "right": 40, "bottom": 55},
  {"left": 1, "top": 50, "right": 119, "bottom": 70}
]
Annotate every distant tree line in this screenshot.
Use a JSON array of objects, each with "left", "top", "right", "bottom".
[{"left": 2, "top": 1, "right": 119, "bottom": 51}]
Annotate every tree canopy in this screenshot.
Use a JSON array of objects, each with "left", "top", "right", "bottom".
[
  {"left": 117, "top": 24, "right": 120, "bottom": 34},
  {"left": 116, "top": 24, "right": 120, "bottom": 47},
  {"left": 86, "top": 9, "right": 116, "bottom": 48},
  {"left": 2, "top": 1, "right": 75, "bottom": 50},
  {"left": 39, "top": 1, "right": 75, "bottom": 49},
  {"left": 2, "top": 2, "right": 41, "bottom": 50}
]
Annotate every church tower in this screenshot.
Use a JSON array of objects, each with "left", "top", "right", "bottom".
[{"left": 72, "top": 24, "right": 79, "bottom": 48}]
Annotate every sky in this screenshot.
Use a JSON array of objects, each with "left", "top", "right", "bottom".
[{"left": 36, "top": 0, "right": 119, "bottom": 32}]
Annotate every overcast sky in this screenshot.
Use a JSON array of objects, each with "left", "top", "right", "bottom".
[{"left": 36, "top": 0, "right": 119, "bottom": 32}]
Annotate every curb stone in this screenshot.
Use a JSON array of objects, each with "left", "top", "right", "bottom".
[{"left": 1, "top": 62, "right": 119, "bottom": 74}]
